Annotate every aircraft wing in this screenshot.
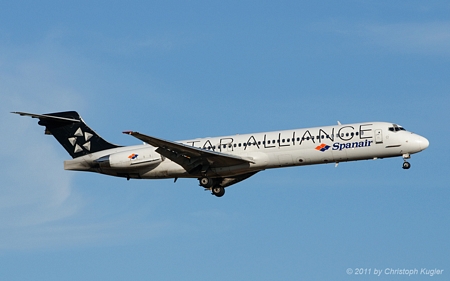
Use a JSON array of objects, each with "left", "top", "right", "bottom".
[{"left": 123, "top": 131, "right": 254, "bottom": 174}]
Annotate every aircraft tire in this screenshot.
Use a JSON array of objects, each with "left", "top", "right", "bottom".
[
  {"left": 200, "top": 177, "right": 214, "bottom": 188},
  {"left": 402, "top": 161, "right": 411, "bottom": 169},
  {"left": 211, "top": 186, "right": 225, "bottom": 197}
]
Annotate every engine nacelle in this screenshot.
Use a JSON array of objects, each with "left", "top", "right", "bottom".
[{"left": 96, "top": 149, "right": 162, "bottom": 169}]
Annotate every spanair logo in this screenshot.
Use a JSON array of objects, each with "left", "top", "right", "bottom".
[
  {"left": 315, "top": 143, "right": 331, "bottom": 152},
  {"left": 128, "top": 153, "right": 138, "bottom": 160}
]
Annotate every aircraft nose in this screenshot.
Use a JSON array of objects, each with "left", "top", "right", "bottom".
[{"left": 416, "top": 135, "right": 429, "bottom": 151}]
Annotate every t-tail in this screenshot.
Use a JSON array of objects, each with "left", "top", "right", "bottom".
[{"left": 12, "top": 111, "right": 120, "bottom": 158}]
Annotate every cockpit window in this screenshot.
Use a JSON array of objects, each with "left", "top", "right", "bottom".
[{"left": 388, "top": 124, "right": 406, "bottom": 132}]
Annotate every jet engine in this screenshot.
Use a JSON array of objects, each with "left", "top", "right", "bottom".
[{"left": 95, "top": 150, "right": 162, "bottom": 169}]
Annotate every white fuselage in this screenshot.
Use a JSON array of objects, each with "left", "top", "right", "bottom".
[{"left": 64, "top": 122, "right": 429, "bottom": 179}]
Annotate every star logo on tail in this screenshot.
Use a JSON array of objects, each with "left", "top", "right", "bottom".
[{"left": 68, "top": 127, "right": 93, "bottom": 154}]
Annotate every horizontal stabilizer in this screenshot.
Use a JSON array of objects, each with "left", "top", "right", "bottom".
[{"left": 12, "top": 112, "right": 81, "bottom": 123}]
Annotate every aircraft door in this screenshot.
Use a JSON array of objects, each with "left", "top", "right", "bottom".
[{"left": 375, "top": 129, "right": 383, "bottom": 144}]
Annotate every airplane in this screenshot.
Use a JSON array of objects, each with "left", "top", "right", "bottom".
[{"left": 13, "top": 111, "right": 429, "bottom": 197}]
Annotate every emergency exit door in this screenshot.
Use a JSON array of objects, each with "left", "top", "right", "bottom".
[{"left": 374, "top": 129, "right": 383, "bottom": 144}]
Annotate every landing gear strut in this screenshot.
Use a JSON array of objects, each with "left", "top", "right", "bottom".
[{"left": 402, "top": 153, "right": 411, "bottom": 169}]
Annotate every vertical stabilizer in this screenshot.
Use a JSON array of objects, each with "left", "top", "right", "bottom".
[{"left": 13, "top": 111, "right": 120, "bottom": 158}]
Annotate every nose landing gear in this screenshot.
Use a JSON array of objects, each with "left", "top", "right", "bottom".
[{"left": 402, "top": 153, "right": 411, "bottom": 169}]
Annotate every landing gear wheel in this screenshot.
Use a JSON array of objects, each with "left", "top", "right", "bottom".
[
  {"left": 402, "top": 161, "right": 411, "bottom": 169},
  {"left": 211, "top": 186, "right": 225, "bottom": 197},
  {"left": 199, "top": 177, "right": 214, "bottom": 188}
]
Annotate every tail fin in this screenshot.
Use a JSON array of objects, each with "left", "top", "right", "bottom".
[{"left": 13, "top": 111, "right": 120, "bottom": 158}]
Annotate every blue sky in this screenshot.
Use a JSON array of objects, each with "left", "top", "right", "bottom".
[{"left": 1, "top": 1, "right": 449, "bottom": 280}]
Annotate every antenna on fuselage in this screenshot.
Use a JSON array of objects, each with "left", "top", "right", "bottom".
[{"left": 337, "top": 121, "right": 341, "bottom": 125}]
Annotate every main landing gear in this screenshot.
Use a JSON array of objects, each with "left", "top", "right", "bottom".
[
  {"left": 402, "top": 153, "right": 411, "bottom": 170},
  {"left": 199, "top": 177, "right": 225, "bottom": 197},
  {"left": 211, "top": 186, "right": 225, "bottom": 197}
]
